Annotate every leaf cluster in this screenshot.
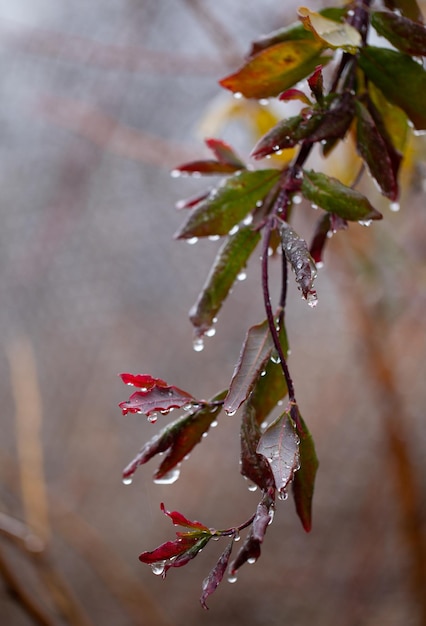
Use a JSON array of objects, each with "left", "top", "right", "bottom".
[{"left": 119, "top": 0, "right": 425, "bottom": 608}]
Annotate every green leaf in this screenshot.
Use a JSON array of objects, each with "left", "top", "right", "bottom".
[
  {"left": 224, "top": 320, "right": 273, "bottom": 415},
  {"left": 355, "top": 100, "right": 400, "bottom": 201},
  {"left": 219, "top": 40, "right": 331, "bottom": 99},
  {"left": 249, "top": 8, "right": 346, "bottom": 56},
  {"left": 301, "top": 170, "right": 383, "bottom": 222},
  {"left": 371, "top": 11, "right": 426, "bottom": 56},
  {"left": 189, "top": 226, "right": 261, "bottom": 337},
  {"left": 383, "top": 0, "right": 423, "bottom": 23},
  {"left": 368, "top": 82, "right": 409, "bottom": 154},
  {"left": 292, "top": 416, "right": 318, "bottom": 532},
  {"left": 175, "top": 169, "right": 280, "bottom": 239},
  {"left": 358, "top": 46, "right": 426, "bottom": 130},
  {"left": 298, "top": 7, "right": 361, "bottom": 53},
  {"left": 256, "top": 410, "right": 300, "bottom": 497}
]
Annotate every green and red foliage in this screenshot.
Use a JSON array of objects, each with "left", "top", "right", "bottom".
[{"left": 119, "top": 0, "right": 425, "bottom": 609}]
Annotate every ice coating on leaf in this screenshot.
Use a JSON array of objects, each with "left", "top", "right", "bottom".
[
  {"left": 280, "top": 222, "right": 318, "bottom": 305},
  {"left": 256, "top": 411, "right": 300, "bottom": 495}
]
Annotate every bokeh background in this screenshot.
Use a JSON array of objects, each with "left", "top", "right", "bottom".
[{"left": 1, "top": 1, "right": 426, "bottom": 625}]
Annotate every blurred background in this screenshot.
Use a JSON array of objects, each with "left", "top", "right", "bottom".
[{"left": 1, "top": 1, "right": 426, "bottom": 624}]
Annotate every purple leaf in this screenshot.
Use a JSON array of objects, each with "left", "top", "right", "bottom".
[
  {"left": 119, "top": 385, "right": 195, "bottom": 417},
  {"left": 240, "top": 404, "right": 275, "bottom": 492},
  {"left": 175, "top": 160, "right": 244, "bottom": 176},
  {"left": 224, "top": 320, "right": 273, "bottom": 415},
  {"left": 229, "top": 496, "right": 274, "bottom": 574},
  {"left": 256, "top": 410, "right": 300, "bottom": 498},
  {"left": 205, "top": 138, "right": 246, "bottom": 169},
  {"left": 200, "top": 540, "right": 233, "bottom": 609},
  {"left": 160, "top": 502, "right": 210, "bottom": 532}
]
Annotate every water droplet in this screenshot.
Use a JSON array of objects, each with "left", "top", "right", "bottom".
[
  {"left": 192, "top": 172, "right": 202, "bottom": 179},
  {"left": 212, "top": 317, "right": 218, "bottom": 324},
  {"left": 205, "top": 327, "right": 216, "bottom": 337},
  {"left": 202, "top": 431, "right": 208, "bottom": 438},
  {"left": 271, "top": 354, "right": 280, "bottom": 364},
  {"left": 193, "top": 337, "right": 204, "bottom": 352},
  {"left": 259, "top": 98, "right": 269, "bottom": 106},
  {"left": 260, "top": 370, "right": 266, "bottom": 377},
  {"left": 234, "top": 530, "right": 240, "bottom": 541},
  {"left": 292, "top": 194, "right": 302, "bottom": 205},
  {"left": 183, "top": 403, "right": 193, "bottom": 411},
  {"left": 243, "top": 214, "right": 253, "bottom": 226},
  {"left": 247, "top": 557, "right": 256, "bottom": 564},
  {"left": 390, "top": 202, "right": 400, "bottom": 212},
  {"left": 226, "top": 408, "right": 237, "bottom": 416},
  {"left": 255, "top": 200, "right": 263, "bottom": 208},
  {"left": 311, "top": 203, "right": 318, "bottom": 210},
  {"left": 237, "top": 271, "right": 247, "bottom": 281},
  {"left": 228, "top": 573, "right": 238, "bottom": 583},
  {"left": 210, "top": 420, "right": 218, "bottom": 428},
  {"left": 306, "top": 292, "right": 318, "bottom": 308},
  {"left": 277, "top": 400, "right": 283, "bottom": 406},
  {"left": 122, "top": 476, "right": 133, "bottom": 485},
  {"left": 316, "top": 261, "right": 324, "bottom": 269},
  {"left": 278, "top": 489, "right": 288, "bottom": 501},
  {"left": 208, "top": 235, "right": 220, "bottom": 241},
  {"left": 229, "top": 225, "right": 239, "bottom": 236},
  {"left": 265, "top": 155, "right": 272, "bottom": 160},
  {"left": 358, "top": 219, "right": 372, "bottom": 227},
  {"left": 260, "top": 420, "right": 268, "bottom": 430},
  {"left": 187, "top": 237, "right": 198, "bottom": 245},
  {"left": 147, "top": 413, "right": 158, "bottom": 423},
  {"left": 273, "top": 144, "right": 280, "bottom": 151},
  {"left": 275, "top": 150, "right": 283, "bottom": 156},
  {"left": 233, "top": 92, "right": 243, "bottom": 100},
  {"left": 154, "top": 467, "right": 181, "bottom": 484},
  {"left": 170, "top": 169, "right": 181, "bottom": 178},
  {"left": 151, "top": 561, "right": 166, "bottom": 576},
  {"left": 247, "top": 482, "right": 258, "bottom": 492},
  {"left": 268, "top": 509, "right": 275, "bottom": 525}
]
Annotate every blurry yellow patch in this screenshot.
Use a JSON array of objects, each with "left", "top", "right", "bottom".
[{"left": 298, "top": 7, "right": 361, "bottom": 53}]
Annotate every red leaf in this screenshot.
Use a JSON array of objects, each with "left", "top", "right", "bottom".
[
  {"left": 161, "top": 502, "right": 210, "bottom": 532},
  {"left": 176, "top": 190, "right": 211, "bottom": 210},
  {"left": 280, "top": 222, "right": 318, "bottom": 307},
  {"left": 308, "top": 65, "right": 324, "bottom": 101},
  {"left": 139, "top": 535, "right": 199, "bottom": 564},
  {"left": 230, "top": 496, "right": 274, "bottom": 574},
  {"left": 278, "top": 89, "right": 312, "bottom": 105},
  {"left": 175, "top": 160, "right": 243, "bottom": 176},
  {"left": 119, "top": 383, "right": 195, "bottom": 417},
  {"left": 205, "top": 138, "right": 245, "bottom": 169},
  {"left": 119, "top": 373, "right": 168, "bottom": 389},
  {"left": 200, "top": 540, "right": 233, "bottom": 609}
]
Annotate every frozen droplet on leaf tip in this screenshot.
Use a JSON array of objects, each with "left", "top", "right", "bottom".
[
  {"left": 122, "top": 476, "right": 133, "bottom": 485},
  {"left": 151, "top": 561, "right": 166, "bottom": 576},
  {"left": 153, "top": 467, "right": 181, "bottom": 485},
  {"left": 193, "top": 338, "right": 204, "bottom": 352}
]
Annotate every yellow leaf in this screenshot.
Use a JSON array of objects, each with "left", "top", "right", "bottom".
[{"left": 298, "top": 7, "right": 361, "bottom": 53}]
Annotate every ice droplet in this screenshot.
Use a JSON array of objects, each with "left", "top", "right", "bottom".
[
  {"left": 228, "top": 574, "right": 238, "bottom": 583},
  {"left": 154, "top": 467, "right": 181, "bottom": 485},
  {"left": 255, "top": 200, "right": 263, "bottom": 208},
  {"left": 390, "top": 202, "right": 400, "bottom": 212},
  {"left": 202, "top": 431, "right": 208, "bottom": 438},
  {"left": 151, "top": 561, "right": 166, "bottom": 576},
  {"left": 268, "top": 509, "right": 275, "bottom": 525},
  {"left": 187, "top": 237, "right": 198, "bottom": 245},
  {"left": 122, "top": 476, "right": 133, "bottom": 485},
  {"left": 237, "top": 271, "right": 247, "bottom": 281},
  {"left": 193, "top": 337, "right": 204, "bottom": 352}
]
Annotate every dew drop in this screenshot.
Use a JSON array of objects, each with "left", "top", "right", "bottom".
[
  {"left": 292, "top": 194, "right": 302, "bottom": 205},
  {"left": 237, "top": 271, "right": 247, "bottom": 281},
  {"left": 210, "top": 420, "right": 218, "bottom": 428},
  {"left": 311, "top": 203, "right": 318, "bottom": 210},
  {"left": 151, "top": 561, "right": 166, "bottom": 576},
  {"left": 243, "top": 214, "right": 253, "bottom": 226},
  {"left": 390, "top": 202, "right": 400, "bottom": 212},
  {"left": 202, "top": 431, "right": 208, "bottom": 438},
  {"left": 265, "top": 155, "right": 272, "bottom": 160},
  {"left": 226, "top": 408, "right": 237, "bottom": 416},
  {"left": 234, "top": 530, "right": 240, "bottom": 542},
  {"left": 193, "top": 337, "right": 204, "bottom": 352},
  {"left": 260, "top": 420, "right": 268, "bottom": 430},
  {"left": 147, "top": 413, "right": 158, "bottom": 424},
  {"left": 205, "top": 327, "right": 216, "bottom": 337},
  {"left": 233, "top": 92, "right": 243, "bottom": 99},
  {"left": 247, "top": 482, "right": 258, "bottom": 492},
  {"left": 153, "top": 467, "right": 181, "bottom": 485},
  {"left": 316, "top": 261, "right": 324, "bottom": 269},
  {"left": 170, "top": 169, "right": 181, "bottom": 178},
  {"left": 228, "top": 574, "right": 238, "bottom": 583},
  {"left": 260, "top": 370, "right": 266, "bottom": 377},
  {"left": 183, "top": 403, "right": 193, "bottom": 411},
  {"left": 271, "top": 354, "right": 280, "bottom": 364},
  {"left": 275, "top": 150, "right": 283, "bottom": 156},
  {"left": 229, "top": 225, "right": 239, "bottom": 236},
  {"left": 122, "top": 476, "right": 133, "bottom": 485},
  {"left": 247, "top": 557, "right": 257, "bottom": 564},
  {"left": 208, "top": 235, "right": 220, "bottom": 241},
  {"left": 268, "top": 509, "right": 275, "bottom": 525},
  {"left": 187, "top": 237, "right": 198, "bottom": 245}
]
